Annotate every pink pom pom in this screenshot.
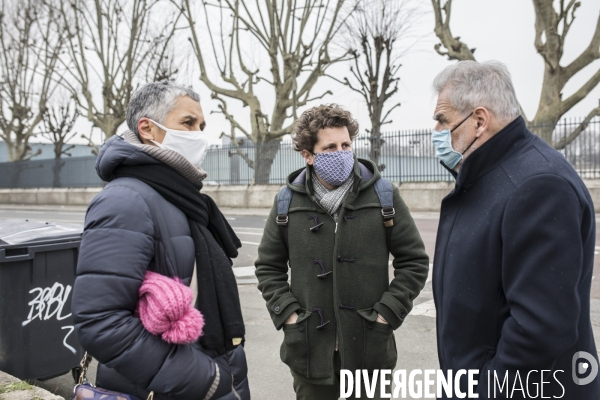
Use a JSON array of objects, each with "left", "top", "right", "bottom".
[
  {"left": 162, "top": 307, "right": 204, "bottom": 344},
  {"left": 137, "top": 271, "right": 204, "bottom": 344}
]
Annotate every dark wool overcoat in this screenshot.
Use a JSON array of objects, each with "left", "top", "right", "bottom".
[
  {"left": 72, "top": 136, "right": 249, "bottom": 400},
  {"left": 433, "top": 116, "right": 600, "bottom": 399},
  {"left": 255, "top": 159, "right": 430, "bottom": 385}
]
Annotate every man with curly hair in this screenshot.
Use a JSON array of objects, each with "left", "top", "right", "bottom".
[{"left": 255, "top": 104, "right": 429, "bottom": 399}]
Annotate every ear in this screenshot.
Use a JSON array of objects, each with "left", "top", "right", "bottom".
[
  {"left": 137, "top": 118, "right": 154, "bottom": 142},
  {"left": 302, "top": 149, "right": 315, "bottom": 166},
  {"left": 473, "top": 107, "right": 491, "bottom": 137}
]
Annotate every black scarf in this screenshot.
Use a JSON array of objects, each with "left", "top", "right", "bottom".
[{"left": 113, "top": 163, "right": 244, "bottom": 354}]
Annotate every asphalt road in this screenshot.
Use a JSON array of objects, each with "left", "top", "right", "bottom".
[{"left": 0, "top": 206, "right": 598, "bottom": 399}]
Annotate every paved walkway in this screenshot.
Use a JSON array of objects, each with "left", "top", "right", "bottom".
[{"left": 1, "top": 206, "right": 599, "bottom": 399}]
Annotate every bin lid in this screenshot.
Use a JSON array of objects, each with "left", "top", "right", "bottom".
[{"left": 0, "top": 219, "right": 82, "bottom": 246}]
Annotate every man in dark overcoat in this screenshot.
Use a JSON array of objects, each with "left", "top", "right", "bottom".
[{"left": 431, "top": 60, "right": 600, "bottom": 399}]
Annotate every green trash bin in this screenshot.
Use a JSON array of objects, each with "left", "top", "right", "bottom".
[{"left": 0, "top": 219, "right": 84, "bottom": 380}]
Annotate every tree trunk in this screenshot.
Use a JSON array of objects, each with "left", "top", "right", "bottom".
[
  {"left": 369, "top": 126, "right": 382, "bottom": 169},
  {"left": 529, "top": 66, "right": 563, "bottom": 143},
  {"left": 369, "top": 106, "right": 384, "bottom": 171},
  {"left": 6, "top": 141, "right": 29, "bottom": 162},
  {"left": 52, "top": 158, "right": 65, "bottom": 188},
  {"left": 253, "top": 141, "right": 280, "bottom": 185}
]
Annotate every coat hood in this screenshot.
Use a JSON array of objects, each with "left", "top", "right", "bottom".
[{"left": 95, "top": 135, "right": 162, "bottom": 182}]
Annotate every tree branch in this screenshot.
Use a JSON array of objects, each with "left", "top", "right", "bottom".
[
  {"left": 553, "top": 102, "right": 600, "bottom": 150},
  {"left": 431, "top": 0, "right": 475, "bottom": 61}
]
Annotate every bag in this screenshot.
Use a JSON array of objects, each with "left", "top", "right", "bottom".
[{"left": 72, "top": 352, "right": 154, "bottom": 400}]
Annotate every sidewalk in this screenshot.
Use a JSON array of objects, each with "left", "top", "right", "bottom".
[{"left": 0, "top": 371, "right": 63, "bottom": 400}]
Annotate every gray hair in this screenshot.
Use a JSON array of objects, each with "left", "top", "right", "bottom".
[
  {"left": 433, "top": 60, "right": 520, "bottom": 123},
  {"left": 126, "top": 81, "right": 201, "bottom": 136}
]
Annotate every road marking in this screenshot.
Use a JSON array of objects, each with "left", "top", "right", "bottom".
[
  {"left": 426, "top": 264, "right": 433, "bottom": 284},
  {"left": 241, "top": 241, "right": 260, "bottom": 246},
  {"left": 233, "top": 266, "right": 256, "bottom": 277},
  {"left": 1, "top": 210, "right": 45, "bottom": 214},
  {"left": 410, "top": 299, "right": 436, "bottom": 318}
]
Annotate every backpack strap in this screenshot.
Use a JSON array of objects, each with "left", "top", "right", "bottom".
[
  {"left": 373, "top": 178, "right": 395, "bottom": 252},
  {"left": 276, "top": 186, "right": 293, "bottom": 251}
]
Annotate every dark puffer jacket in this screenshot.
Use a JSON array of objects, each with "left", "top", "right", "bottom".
[{"left": 72, "top": 136, "right": 249, "bottom": 400}]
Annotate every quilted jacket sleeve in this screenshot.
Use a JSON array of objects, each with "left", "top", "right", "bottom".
[{"left": 72, "top": 183, "right": 232, "bottom": 399}]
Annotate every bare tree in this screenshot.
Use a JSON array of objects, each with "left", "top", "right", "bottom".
[
  {"left": 176, "top": 0, "right": 353, "bottom": 184},
  {"left": 40, "top": 100, "right": 80, "bottom": 187},
  {"left": 333, "top": 0, "right": 421, "bottom": 170},
  {"left": 431, "top": 0, "right": 600, "bottom": 149},
  {"left": 57, "top": 0, "right": 182, "bottom": 140},
  {"left": 41, "top": 101, "right": 80, "bottom": 159},
  {"left": 0, "top": 0, "right": 64, "bottom": 162}
]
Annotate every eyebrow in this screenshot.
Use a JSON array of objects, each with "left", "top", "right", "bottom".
[
  {"left": 321, "top": 141, "right": 351, "bottom": 148},
  {"left": 181, "top": 115, "right": 206, "bottom": 129},
  {"left": 433, "top": 113, "right": 444, "bottom": 122}
]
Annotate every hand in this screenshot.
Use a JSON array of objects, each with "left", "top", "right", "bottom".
[
  {"left": 376, "top": 313, "right": 389, "bottom": 324},
  {"left": 285, "top": 312, "right": 299, "bottom": 325}
]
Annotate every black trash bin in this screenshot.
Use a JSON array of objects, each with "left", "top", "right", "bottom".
[{"left": 0, "top": 219, "right": 84, "bottom": 380}]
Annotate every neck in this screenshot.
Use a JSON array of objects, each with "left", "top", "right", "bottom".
[
  {"left": 459, "top": 118, "right": 510, "bottom": 168},
  {"left": 315, "top": 173, "right": 338, "bottom": 191}
]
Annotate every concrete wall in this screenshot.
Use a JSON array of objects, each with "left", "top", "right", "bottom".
[{"left": 2, "top": 180, "right": 600, "bottom": 212}]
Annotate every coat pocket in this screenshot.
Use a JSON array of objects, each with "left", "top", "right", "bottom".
[
  {"left": 357, "top": 308, "right": 397, "bottom": 370},
  {"left": 280, "top": 310, "right": 312, "bottom": 376}
]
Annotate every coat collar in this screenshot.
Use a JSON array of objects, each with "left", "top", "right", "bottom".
[{"left": 444, "top": 116, "right": 533, "bottom": 188}]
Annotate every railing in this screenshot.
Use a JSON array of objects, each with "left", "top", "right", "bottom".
[{"left": 1, "top": 116, "right": 599, "bottom": 188}]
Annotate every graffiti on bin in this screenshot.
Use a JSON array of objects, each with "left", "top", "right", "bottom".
[{"left": 22, "top": 282, "right": 77, "bottom": 354}]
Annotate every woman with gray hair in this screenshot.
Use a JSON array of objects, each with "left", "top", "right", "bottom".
[{"left": 72, "top": 80, "right": 250, "bottom": 400}]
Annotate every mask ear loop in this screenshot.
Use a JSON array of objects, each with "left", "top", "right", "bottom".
[
  {"left": 461, "top": 136, "right": 478, "bottom": 155},
  {"left": 149, "top": 140, "right": 164, "bottom": 148},
  {"left": 450, "top": 111, "right": 477, "bottom": 155},
  {"left": 450, "top": 111, "right": 474, "bottom": 133}
]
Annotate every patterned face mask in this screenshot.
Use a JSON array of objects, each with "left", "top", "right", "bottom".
[{"left": 312, "top": 150, "right": 355, "bottom": 187}]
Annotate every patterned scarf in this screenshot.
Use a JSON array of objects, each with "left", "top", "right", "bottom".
[{"left": 311, "top": 170, "right": 354, "bottom": 221}]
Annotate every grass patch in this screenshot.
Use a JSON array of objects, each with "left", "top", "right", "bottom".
[{"left": 0, "top": 381, "right": 33, "bottom": 394}]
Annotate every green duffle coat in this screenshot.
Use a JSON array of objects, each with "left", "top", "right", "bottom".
[{"left": 255, "top": 159, "right": 429, "bottom": 385}]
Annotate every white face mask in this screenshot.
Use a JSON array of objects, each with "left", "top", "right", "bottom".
[{"left": 148, "top": 119, "right": 209, "bottom": 168}]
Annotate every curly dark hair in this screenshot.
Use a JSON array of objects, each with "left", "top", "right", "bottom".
[{"left": 291, "top": 104, "right": 359, "bottom": 152}]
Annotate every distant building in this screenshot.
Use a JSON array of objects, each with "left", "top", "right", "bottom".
[{"left": 0, "top": 141, "right": 96, "bottom": 163}]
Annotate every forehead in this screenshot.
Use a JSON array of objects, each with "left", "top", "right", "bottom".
[
  {"left": 316, "top": 126, "right": 351, "bottom": 144},
  {"left": 434, "top": 89, "right": 457, "bottom": 117},
  {"left": 167, "top": 96, "right": 204, "bottom": 119}
]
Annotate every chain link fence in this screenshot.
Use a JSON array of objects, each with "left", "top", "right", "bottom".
[{"left": 1, "top": 117, "right": 599, "bottom": 188}]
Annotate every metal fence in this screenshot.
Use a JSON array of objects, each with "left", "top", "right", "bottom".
[
  {"left": 0, "top": 157, "right": 101, "bottom": 189},
  {"left": 1, "top": 116, "right": 599, "bottom": 188},
  {"left": 529, "top": 117, "right": 600, "bottom": 180}
]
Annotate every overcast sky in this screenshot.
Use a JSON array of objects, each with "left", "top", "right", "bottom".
[
  {"left": 63, "top": 0, "right": 600, "bottom": 146},
  {"left": 188, "top": 0, "right": 600, "bottom": 144}
]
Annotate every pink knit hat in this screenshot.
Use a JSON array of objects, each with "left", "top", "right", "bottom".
[{"left": 137, "top": 271, "right": 204, "bottom": 344}]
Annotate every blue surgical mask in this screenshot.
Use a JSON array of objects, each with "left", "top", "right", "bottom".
[
  {"left": 431, "top": 112, "right": 475, "bottom": 169},
  {"left": 312, "top": 150, "right": 355, "bottom": 187}
]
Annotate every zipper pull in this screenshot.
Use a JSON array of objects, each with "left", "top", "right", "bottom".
[{"left": 335, "top": 222, "right": 338, "bottom": 233}]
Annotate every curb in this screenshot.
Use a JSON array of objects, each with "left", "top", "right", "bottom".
[{"left": 0, "top": 371, "right": 64, "bottom": 400}]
